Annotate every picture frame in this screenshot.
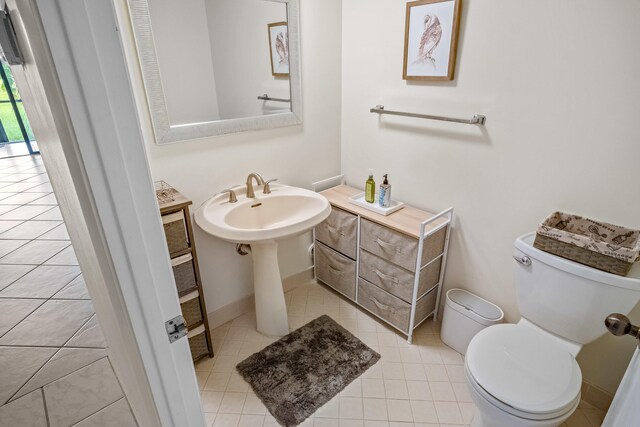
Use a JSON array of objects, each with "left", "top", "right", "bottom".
[
  {"left": 403, "top": 0, "right": 462, "bottom": 81},
  {"left": 268, "top": 22, "right": 290, "bottom": 77}
]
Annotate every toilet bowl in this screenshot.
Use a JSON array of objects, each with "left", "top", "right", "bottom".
[
  {"left": 465, "top": 322, "right": 581, "bottom": 427},
  {"left": 464, "top": 233, "right": 640, "bottom": 427}
]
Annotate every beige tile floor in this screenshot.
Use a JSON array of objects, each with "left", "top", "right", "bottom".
[
  {"left": 197, "top": 280, "right": 607, "bottom": 427},
  {"left": 0, "top": 155, "right": 136, "bottom": 427}
]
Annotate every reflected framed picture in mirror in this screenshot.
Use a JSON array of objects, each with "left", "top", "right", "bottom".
[{"left": 268, "top": 22, "right": 289, "bottom": 76}]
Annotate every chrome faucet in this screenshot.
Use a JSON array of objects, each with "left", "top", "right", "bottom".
[{"left": 245, "top": 173, "right": 265, "bottom": 198}]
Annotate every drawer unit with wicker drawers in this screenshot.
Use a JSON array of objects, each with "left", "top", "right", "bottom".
[
  {"left": 315, "top": 184, "right": 453, "bottom": 343},
  {"left": 157, "top": 183, "right": 214, "bottom": 362}
]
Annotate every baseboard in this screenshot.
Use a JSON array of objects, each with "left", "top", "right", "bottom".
[
  {"left": 207, "top": 267, "right": 315, "bottom": 330},
  {"left": 581, "top": 381, "right": 614, "bottom": 412}
]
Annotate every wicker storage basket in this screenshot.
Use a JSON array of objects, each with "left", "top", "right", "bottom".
[
  {"left": 188, "top": 330, "right": 209, "bottom": 361},
  {"left": 534, "top": 212, "right": 640, "bottom": 276},
  {"left": 181, "top": 295, "right": 203, "bottom": 328}
]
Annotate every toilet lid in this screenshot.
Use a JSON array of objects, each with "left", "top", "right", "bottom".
[{"left": 466, "top": 324, "right": 582, "bottom": 417}]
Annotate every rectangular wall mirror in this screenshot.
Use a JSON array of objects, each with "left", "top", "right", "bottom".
[{"left": 127, "top": 0, "right": 302, "bottom": 144}]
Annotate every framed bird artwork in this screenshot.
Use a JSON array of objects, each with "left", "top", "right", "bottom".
[
  {"left": 403, "top": 0, "right": 462, "bottom": 81},
  {"left": 268, "top": 22, "right": 290, "bottom": 77}
]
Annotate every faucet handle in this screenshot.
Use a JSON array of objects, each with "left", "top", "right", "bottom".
[
  {"left": 220, "top": 189, "right": 238, "bottom": 203},
  {"left": 263, "top": 179, "right": 278, "bottom": 194}
]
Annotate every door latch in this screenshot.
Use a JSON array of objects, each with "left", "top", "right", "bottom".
[{"left": 165, "top": 315, "right": 188, "bottom": 343}]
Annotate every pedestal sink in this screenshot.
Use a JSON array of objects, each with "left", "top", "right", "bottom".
[{"left": 195, "top": 183, "right": 331, "bottom": 336}]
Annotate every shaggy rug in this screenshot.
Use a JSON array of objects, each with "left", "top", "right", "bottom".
[{"left": 236, "top": 315, "right": 380, "bottom": 426}]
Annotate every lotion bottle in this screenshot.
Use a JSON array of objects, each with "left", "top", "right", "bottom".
[
  {"left": 379, "top": 174, "right": 391, "bottom": 207},
  {"left": 365, "top": 170, "right": 375, "bottom": 203}
]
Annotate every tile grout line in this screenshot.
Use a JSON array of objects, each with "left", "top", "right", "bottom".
[
  {"left": 0, "top": 218, "right": 65, "bottom": 242},
  {"left": 0, "top": 237, "right": 71, "bottom": 266},
  {"left": 0, "top": 344, "right": 107, "bottom": 350},
  {"left": 0, "top": 205, "right": 57, "bottom": 221},
  {"left": 0, "top": 191, "right": 54, "bottom": 207},
  {"left": 40, "top": 388, "right": 51, "bottom": 427},
  {"left": 49, "top": 272, "right": 84, "bottom": 299},
  {"left": 0, "top": 268, "right": 80, "bottom": 300},
  {"left": 68, "top": 397, "right": 129, "bottom": 427}
]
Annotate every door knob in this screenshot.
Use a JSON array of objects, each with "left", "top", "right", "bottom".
[{"left": 605, "top": 313, "right": 640, "bottom": 341}]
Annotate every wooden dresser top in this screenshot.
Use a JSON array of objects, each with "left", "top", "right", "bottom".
[{"left": 319, "top": 185, "right": 448, "bottom": 239}]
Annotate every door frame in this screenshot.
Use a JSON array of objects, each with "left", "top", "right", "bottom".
[{"left": 6, "top": 0, "right": 205, "bottom": 425}]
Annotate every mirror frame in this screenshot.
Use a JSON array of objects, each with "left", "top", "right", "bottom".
[{"left": 127, "top": 0, "right": 302, "bottom": 144}]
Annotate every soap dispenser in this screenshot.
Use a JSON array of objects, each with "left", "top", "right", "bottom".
[
  {"left": 379, "top": 174, "right": 391, "bottom": 207},
  {"left": 365, "top": 170, "right": 375, "bottom": 203}
]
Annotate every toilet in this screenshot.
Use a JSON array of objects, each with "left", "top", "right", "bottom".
[{"left": 465, "top": 232, "right": 640, "bottom": 427}]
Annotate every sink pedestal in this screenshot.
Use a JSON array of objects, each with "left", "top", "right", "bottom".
[{"left": 250, "top": 241, "right": 289, "bottom": 337}]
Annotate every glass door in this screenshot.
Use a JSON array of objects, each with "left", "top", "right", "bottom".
[{"left": 0, "top": 57, "right": 38, "bottom": 158}]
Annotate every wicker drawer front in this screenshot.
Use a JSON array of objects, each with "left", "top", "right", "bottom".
[
  {"left": 172, "top": 254, "right": 197, "bottom": 296},
  {"left": 358, "top": 278, "right": 411, "bottom": 333},
  {"left": 181, "top": 294, "right": 203, "bottom": 328},
  {"left": 359, "top": 249, "right": 441, "bottom": 303},
  {"left": 188, "top": 328, "right": 209, "bottom": 361},
  {"left": 360, "top": 218, "right": 448, "bottom": 272},
  {"left": 315, "top": 207, "right": 358, "bottom": 259},
  {"left": 358, "top": 278, "right": 438, "bottom": 333},
  {"left": 360, "top": 218, "right": 419, "bottom": 271},
  {"left": 316, "top": 241, "right": 356, "bottom": 300},
  {"left": 162, "top": 212, "right": 189, "bottom": 255}
]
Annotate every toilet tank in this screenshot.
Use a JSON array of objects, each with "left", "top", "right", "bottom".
[{"left": 513, "top": 232, "right": 640, "bottom": 345}]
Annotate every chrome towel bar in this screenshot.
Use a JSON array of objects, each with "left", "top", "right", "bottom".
[
  {"left": 258, "top": 94, "right": 291, "bottom": 103},
  {"left": 370, "top": 105, "right": 486, "bottom": 126}
]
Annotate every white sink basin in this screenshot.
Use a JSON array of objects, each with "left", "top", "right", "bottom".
[
  {"left": 194, "top": 183, "right": 331, "bottom": 337},
  {"left": 195, "top": 184, "right": 330, "bottom": 244}
]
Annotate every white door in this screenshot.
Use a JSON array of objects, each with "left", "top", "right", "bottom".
[
  {"left": 3, "top": 0, "right": 205, "bottom": 425},
  {"left": 602, "top": 347, "right": 640, "bottom": 426}
]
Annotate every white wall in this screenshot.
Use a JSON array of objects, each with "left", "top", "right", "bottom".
[
  {"left": 206, "top": 0, "right": 291, "bottom": 119},
  {"left": 341, "top": 0, "right": 640, "bottom": 394},
  {"left": 147, "top": 0, "right": 220, "bottom": 124},
  {"left": 116, "top": 0, "right": 342, "bottom": 315}
]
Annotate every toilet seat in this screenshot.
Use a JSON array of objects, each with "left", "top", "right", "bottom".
[{"left": 466, "top": 324, "right": 582, "bottom": 420}]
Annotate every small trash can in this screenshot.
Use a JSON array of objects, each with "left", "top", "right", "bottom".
[{"left": 441, "top": 288, "right": 504, "bottom": 355}]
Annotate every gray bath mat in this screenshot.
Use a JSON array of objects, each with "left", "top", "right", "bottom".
[{"left": 236, "top": 315, "right": 380, "bottom": 426}]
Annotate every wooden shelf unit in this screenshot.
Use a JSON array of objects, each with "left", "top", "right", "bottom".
[
  {"left": 315, "top": 185, "right": 453, "bottom": 343},
  {"left": 158, "top": 187, "right": 214, "bottom": 362}
]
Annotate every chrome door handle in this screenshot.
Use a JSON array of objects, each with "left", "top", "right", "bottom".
[{"left": 512, "top": 255, "right": 531, "bottom": 266}]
